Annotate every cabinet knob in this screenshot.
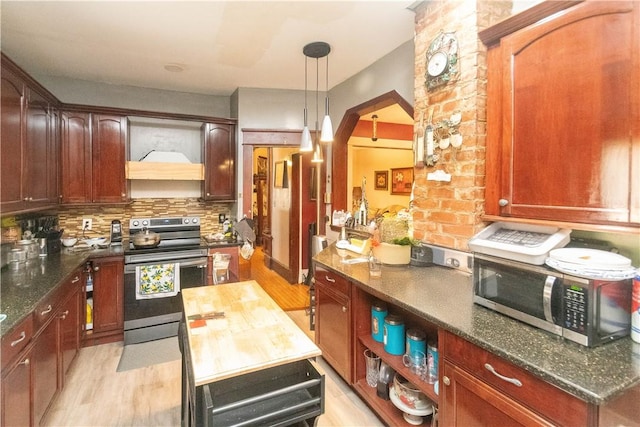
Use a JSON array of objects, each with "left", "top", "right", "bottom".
[
  {"left": 206, "top": 192, "right": 211, "bottom": 196},
  {"left": 93, "top": 266, "right": 100, "bottom": 272},
  {"left": 19, "top": 358, "right": 30, "bottom": 366},
  {"left": 342, "top": 306, "right": 347, "bottom": 313},
  {"left": 443, "top": 376, "right": 451, "bottom": 386},
  {"left": 59, "top": 310, "right": 69, "bottom": 320},
  {"left": 498, "top": 198, "right": 509, "bottom": 207}
]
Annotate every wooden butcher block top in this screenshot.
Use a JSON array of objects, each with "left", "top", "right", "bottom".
[{"left": 182, "top": 280, "right": 321, "bottom": 386}]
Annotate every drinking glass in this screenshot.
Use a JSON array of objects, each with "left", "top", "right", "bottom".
[{"left": 364, "top": 349, "right": 381, "bottom": 387}]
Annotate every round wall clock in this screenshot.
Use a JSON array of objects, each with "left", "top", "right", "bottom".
[{"left": 425, "top": 31, "right": 459, "bottom": 91}]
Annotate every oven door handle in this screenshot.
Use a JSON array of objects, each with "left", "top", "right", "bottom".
[
  {"left": 543, "top": 275, "right": 556, "bottom": 323},
  {"left": 124, "top": 258, "right": 207, "bottom": 274}
]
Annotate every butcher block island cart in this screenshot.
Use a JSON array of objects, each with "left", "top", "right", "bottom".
[{"left": 180, "top": 280, "right": 324, "bottom": 427}]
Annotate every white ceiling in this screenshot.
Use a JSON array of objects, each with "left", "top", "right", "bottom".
[{"left": 0, "top": 1, "right": 416, "bottom": 101}]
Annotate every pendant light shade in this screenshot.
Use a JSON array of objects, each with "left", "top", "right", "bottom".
[
  {"left": 300, "top": 125, "right": 313, "bottom": 152},
  {"left": 320, "top": 55, "right": 333, "bottom": 142},
  {"left": 302, "top": 41, "right": 332, "bottom": 153},
  {"left": 300, "top": 56, "right": 313, "bottom": 152}
]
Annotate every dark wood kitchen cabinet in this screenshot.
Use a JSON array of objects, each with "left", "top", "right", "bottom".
[
  {"left": 60, "top": 112, "right": 129, "bottom": 204},
  {"left": 1, "top": 267, "right": 83, "bottom": 426},
  {"left": 202, "top": 122, "right": 236, "bottom": 201},
  {"left": 84, "top": 256, "right": 124, "bottom": 346},
  {"left": 439, "top": 330, "right": 592, "bottom": 427},
  {"left": 482, "top": 1, "right": 640, "bottom": 227},
  {"left": 1, "top": 56, "right": 59, "bottom": 214},
  {"left": 1, "top": 315, "right": 33, "bottom": 427},
  {"left": 314, "top": 268, "right": 352, "bottom": 382}
]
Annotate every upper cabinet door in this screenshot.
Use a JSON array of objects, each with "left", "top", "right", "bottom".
[
  {"left": 91, "top": 115, "right": 129, "bottom": 203},
  {"left": 61, "top": 111, "right": 92, "bottom": 204},
  {"left": 24, "top": 88, "right": 52, "bottom": 207},
  {"left": 1, "top": 67, "right": 25, "bottom": 212},
  {"left": 202, "top": 123, "right": 236, "bottom": 201},
  {"left": 486, "top": 1, "right": 639, "bottom": 226}
]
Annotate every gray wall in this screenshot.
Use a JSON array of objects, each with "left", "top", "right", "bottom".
[{"left": 33, "top": 75, "right": 231, "bottom": 118}]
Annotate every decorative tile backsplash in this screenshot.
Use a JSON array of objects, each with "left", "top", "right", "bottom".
[{"left": 57, "top": 198, "right": 233, "bottom": 238}]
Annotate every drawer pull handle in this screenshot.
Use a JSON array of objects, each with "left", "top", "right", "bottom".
[
  {"left": 72, "top": 276, "right": 81, "bottom": 283},
  {"left": 484, "top": 363, "right": 522, "bottom": 387},
  {"left": 11, "top": 331, "right": 26, "bottom": 347},
  {"left": 19, "top": 358, "right": 30, "bottom": 366},
  {"left": 325, "top": 275, "right": 336, "bottom": 283},
  {"left": 41, "top": 304, "right": 53, "bottom": 316}
]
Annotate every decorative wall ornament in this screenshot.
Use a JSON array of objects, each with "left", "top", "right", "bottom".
[{"left": 425, "top": 31, "right": 459, "bottom": 91}]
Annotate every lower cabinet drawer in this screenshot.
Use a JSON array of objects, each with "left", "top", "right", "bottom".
[
  {"left": 1, "top": 314, "right": 34, "bottom": 370},
  {"left": 314, "top": 269, "right": 349, "bottom": 296},
  {"left": 202, "top": 358, "right": 325, "bottom": 427},
  {"left": 441, "top": 330, "right": 590, "bottom": 426}
]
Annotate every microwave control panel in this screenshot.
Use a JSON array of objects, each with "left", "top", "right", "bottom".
[{"left": 563, "top": 285, "right": 587, "bottom": 333}]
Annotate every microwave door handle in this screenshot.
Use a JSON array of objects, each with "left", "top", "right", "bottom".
[{"left": 543, "top": 276, "right": 556, "bottom": 323}]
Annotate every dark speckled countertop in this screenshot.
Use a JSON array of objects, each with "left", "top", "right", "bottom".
[
  {"left": 314, "top": 244, "right": 640, "bottom": 405},
  {"left": 1, "top": 245, "right": 124, "bottom": 336}
]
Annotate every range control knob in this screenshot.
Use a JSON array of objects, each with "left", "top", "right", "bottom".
[
  {"left": 192, "top": 217, "right": 199, "bottom": 224},
  {"left": 132, "top": 220, "right": 139, "bottom": 227},
  {"left": 184, "top": 218, "right": 190, "bottom": 224},
  {"left": 141, "top": 220, "right": 149, "bottom": 227}
]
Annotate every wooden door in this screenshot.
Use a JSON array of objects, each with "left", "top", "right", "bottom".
[
  {"left": 24, "top": 87, "right": 51, "bottom": 207},
  {"left": 60, "top": 111, "right": 92, "bottom": 204},
  {"left": 315, "top": 278, "right": 351, "bottom": 382},
  {"left": 202, "top": 123, "right": 235, "bottom": 201},
  {"left": 91, "top": 257, "right": 124, "bottom": 335},
  {"left": 440, "top": 361, "right": 553, "bottom": 427},
  {"left": 59, "top": 276, "right": 81, "bottom": 380},
  {"left": 92, "top": 115, "right": 129, "bottom": 203},
  {"left": 32, "top": 317, "right": 59, "bottom": 425},
  {"left": 253, "top": 173, "right": 267, "bottom": 245},
  {"left": 1, "top": 351, "right": 32, "bottom": 427},
  {"left": 1, "top": 66, "right": 25, "bottom": 212},
  {"left": 487, "top": 1, "right": 639, "bottom": 225}
]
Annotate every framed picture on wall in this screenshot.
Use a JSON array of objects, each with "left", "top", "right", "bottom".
[
  {"left": 374, "top": 170, "right": 388, "bottom": 190},
  {"left": 257, "top": 156, "right": 267, "bottom": 175},
  {"left": 390, "top": 167, "right": 413, "bottom": 195},
  {"left": 274, "top": 161, "right": 288, "bottom": 188}
]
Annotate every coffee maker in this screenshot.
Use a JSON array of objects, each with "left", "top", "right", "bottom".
[{"left": 110, "top": 220, "right": 123, "bottom": 245}]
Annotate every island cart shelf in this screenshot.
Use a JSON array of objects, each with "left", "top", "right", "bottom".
[{"left": 352, "top": 286, "right": 439, "bottom": 425}]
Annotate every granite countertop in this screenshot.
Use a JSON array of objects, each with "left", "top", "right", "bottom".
[
  {"left": 313, "top": 244, "right": 640, "bottom": 405},
  {"left": 1, "top": 245, "right": 124, "bottom": 337}
]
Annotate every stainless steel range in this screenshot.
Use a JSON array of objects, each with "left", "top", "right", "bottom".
[{"left": 124, "top": 216, "right": 208, "bottom": 345}]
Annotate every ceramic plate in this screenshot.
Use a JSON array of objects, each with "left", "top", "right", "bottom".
[
  {"left": 548, "top": 248, "right": 632, "bottom": 270},
  {"left": 545, "top": 257, "right": 637, "bottom": 281}
]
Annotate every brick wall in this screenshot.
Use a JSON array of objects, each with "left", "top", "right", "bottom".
[{"left": 412, "top": 0, "right": 512, "bottom": 251}]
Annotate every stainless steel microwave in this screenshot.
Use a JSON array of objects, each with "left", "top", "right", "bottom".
[{"left": 473, "top": 253, "right": 632, "bottom": 347}]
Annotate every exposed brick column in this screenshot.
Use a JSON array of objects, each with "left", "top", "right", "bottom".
[{"left": 412, "top": 0, "right": 511, "bottom": 250}]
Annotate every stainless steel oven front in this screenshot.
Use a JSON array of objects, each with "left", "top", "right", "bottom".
[{"left": 124, "top": 248, "right": 208, "bottom": 345}]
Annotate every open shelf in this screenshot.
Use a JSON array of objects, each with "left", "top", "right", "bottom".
[
  {"left": 353, "top": 378, "right": 408, "bottom": 425},
  {"left": 358, "top": 334, "right": 438, "bottom": 404}
]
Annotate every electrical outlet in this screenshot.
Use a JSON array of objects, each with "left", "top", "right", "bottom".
[
  {"left": 218, "top": 214, "right": 226, "bottom": 224},
  {"left": 82, "top": 218, "right": 92, "bottom": 230}
]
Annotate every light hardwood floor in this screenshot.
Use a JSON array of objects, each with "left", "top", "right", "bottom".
[
  {"left": 44, "top": 310, "right": 383, "bottom": 427},
  {"left": 44, "top": 253, "right": 381, "bottom": 426}
]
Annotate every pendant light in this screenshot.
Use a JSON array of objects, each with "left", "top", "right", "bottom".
[
  {"left": 302, "top": 42, "right": 331, "bottom": 157},
  {"left": 320, "top": 54, "right": 334, "bottom": 142},
  {"left": 299, "top": 55, "right": 313, "bottom": 152}
]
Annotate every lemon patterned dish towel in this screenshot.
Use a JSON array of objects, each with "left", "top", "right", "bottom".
[{"left": 135, "top": 263, "right": 180, "bottom": 299}]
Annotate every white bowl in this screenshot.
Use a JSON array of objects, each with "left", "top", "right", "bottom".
[
  {"left": 61, "top": 237, "right": 78, "bottom": 247},
  {"left": 83, "top": 237, "right": 108, "bottom": 247}
]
